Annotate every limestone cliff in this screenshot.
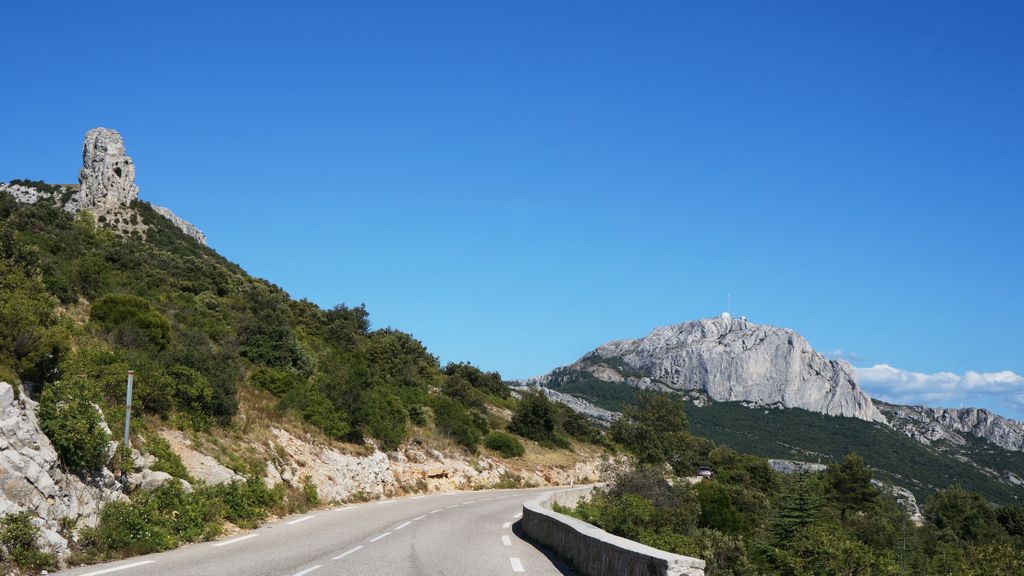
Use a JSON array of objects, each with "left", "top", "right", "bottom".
[{"left": 531, "top": 316, "right": 886, "bottom": 422}]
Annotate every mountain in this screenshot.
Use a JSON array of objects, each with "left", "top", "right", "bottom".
[{"left": 528, "top": 316, "right": 1024, "bottom": 503}]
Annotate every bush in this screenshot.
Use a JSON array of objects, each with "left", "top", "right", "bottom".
[
  {"left": 216, "top": 478, "right": 280, "bottom": 528},
  {"left": 432, "top": 396, "right": 484, "bottom": 450},
  {"left": 484, "top": 431, "right": 525, "bottom": 458},
  {"left": 93, "top": 500, "right": 175, "bottom": 556},
  {"left": 90, "top": 294, "right": 171, "bottom": 351},
  {"left": 354, "top": 387, "right": 408, "bottom": 451},
  {"left": 38, "top": 376, "right": 111, "bottom": 473},
  {"left": 509, "top": 391, "right": 558, "bottom": 445},
  {"left": 0, "top": 512, "right": 55, "bottom": 571}
]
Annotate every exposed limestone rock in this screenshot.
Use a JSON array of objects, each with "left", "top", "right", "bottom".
[
  {"left": 72, "top": 128, "right": 139, "bottom": 214},
  {"left": 158, "top": 429, "right": 244, "bottom": 485},
  {"left": 531, "top": 316, "right": 886, "bottom": 422},
  {"left": 511, "top": 383, "right": 619, "bottom": 425},
  {"left": 152, "top": 204, "right": 207, "bottom": 244},
  {"left": 768, "top": 459, "right": 827, "bottom": 474},
  {"left": 0, "top": 382, "right": 126, "bottom": 556},
  {"left": 880, "top": 402, "right": 1024, "bottom": 452}
]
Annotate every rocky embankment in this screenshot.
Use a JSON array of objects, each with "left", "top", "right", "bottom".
[{"left": 531, "top": 316, "right": 885, "bottom": 422}]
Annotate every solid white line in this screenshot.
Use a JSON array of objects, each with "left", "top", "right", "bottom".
[
  {"left": 512, "top": 512, "right": 522, "bottom": 519},
  {"left": 503, "top": 522, "right": 512, "bottom": 528},
  {"left": 395, "top": 521, "right": 411, "bottom": 530},
  {"left": 446, "top": 504, "right": 460, "bottom": 509},
  {"left": 80, "top": 561, "right": 156, "bottom": 576},
  {"left": 212, "top": 534, "right": 258, "bottom": 547},
  {"left": 409, "top": 495, "right": 425, "bottom": 499},
  {"left": 377, "top": 500, "right": 394, "bottom": 505},
  {"left": 464, "top": 499, "right": 476, "bottom": 504},
  {"left": 413, "top": 515, "right": 426, "bottom": 521},
  {"left": 430, "top": 509, "right": 442, "bottom": 514},
  {"left": 291, "top": 565, "right": 321, "bottom": 576},
  {"left": 287, "top": 515, "right": 314, "bottom": 525},
  {"left": 333, "top": 545, "right": 364, "bottom": 560},
  {"left": 369, "top": 532, "right": 391, "bottom": 542},
  {"left": 333, "top": 506, "right": 354, "bottom": 512},
  {"left": 502, "top": 535, "right": 512, "bottom": 546},
  {"left": 510, "top": 557, "right": 525, "bottom": 572}
]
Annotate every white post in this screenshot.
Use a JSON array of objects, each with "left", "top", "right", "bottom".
[{"left": 123, "top": 371, "right": 134, "bottom": 450}]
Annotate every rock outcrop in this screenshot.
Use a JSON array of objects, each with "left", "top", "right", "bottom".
[
  {"left": 510, "top": 384, "right": 619, "bottom": 425},
  {"left": 1, "top": 127, "right": 207, "bottom": 244},
  {"left": 0, "top": 382, "right": 125, "bottom": 556},
  {"left": 531, "top": 316, "right": 886, "bottom": 422},
  {"left": 880, "top": 402, "right": 1024, "bottom": 452}
]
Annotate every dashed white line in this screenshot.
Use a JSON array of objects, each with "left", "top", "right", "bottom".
[
  {"left": 212, "top": 533, "right": 258, "bottom": 547},
  {"left": 408, "top": 495, "right": 425, "bottom": 499},
  {"left": 80, "top": 561, "right": 156, "bottom": 576},
  {"left": 395, "top": 521, "right": 411, "bottom": 531},
  {"left": 464, "top": 499, "right": 477, "bottom": 504},
  {"left": 430, "top": 509, "right": 442, "bottom": 514},
  {"left": 510, "top": 557, "right": 525, "bottom": 572},
  {"left": 333, "top": 505, "right": 354, "bottom": 512},
  {"left": 503, "top": 522, "right": 512, "bottom": 528},
  {"left": 502, "top": 535, "right": 512, "bottom": 546},
  {"left": 369, "top": 532, "right": 391, "bottom": 542},
  {"left": 413, "top": 515, "right": 426, "bottom": 521},
  {"left": 512, "top": 512, "right": 522, "bottom": 519},
  {"left": 287, "top": 515, "right": 314, "bottom": 525},
  {"left": 291, "top": 565, "right": 321, "bottom": 576},
  {"left": 333, "top": 545, "right": 364, "bottom": 560},
  {"left": 377, "top": 500, "right": 394, "bottom": 505},
  {"left": 446, "top": 504, "right": 460, "bottom": 509}
]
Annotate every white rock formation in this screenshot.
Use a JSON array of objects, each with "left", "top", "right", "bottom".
[
  {"left": 152, "top": 204, "right": 207, "bottom": 244},
  {"left": 532, "top": 316, "right": 886, "bottom": 422},
  {"left": 880, "top": 403, "right": 1024, "bottom": 452},
  {"left": 0, "top": 382, "right": 126, "bottom": 556},
  {"left": 71, "top": 128, "right": 139, "bottom": 214}
]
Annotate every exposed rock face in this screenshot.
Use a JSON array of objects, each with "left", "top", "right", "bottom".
[
  {"left": 880, "top": 403, "right": 1024, "bottom": 452},
  {"left": 72, "top": 128, "right": 139, "bottom": 214},
  {"left": 1, "top": 127, "right": 207, "bottom": 244},
  {"left": 0, "top": 382, "right": 126, "bottom": 556},
  {"left": 158, "top": 429, "right": 245, "bottom": 485},
  {"left": 532, "top": 316, "right": 886, "bottom": 422},
  {"left": 511, "top": 384, "right": 619, "bottom": 425},
  {"left": 768, "top": 459, "right": 827, "bottom": 475}
]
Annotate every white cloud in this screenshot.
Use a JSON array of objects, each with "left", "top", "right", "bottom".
[{"left": 855, "top": 364, "right": 1024, "bottom": 417}]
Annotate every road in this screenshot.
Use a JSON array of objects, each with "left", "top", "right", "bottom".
[{"left": 56, "top": 487, "right": 574, "bottom": 576}]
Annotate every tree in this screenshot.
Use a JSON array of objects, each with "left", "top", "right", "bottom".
[
  {"left": 924, "top": 484, "right": 1006, "bottom": 544},
  {"left": 610, "top": 391, "right": 690, "bottom": 471},
  {"left": 509, "top": 390, "right": 560, "bottom": 445},
  {"left": 825, "top": 453, "right": 879, "bottom": 519},
  {"left": 90, "top": 294, "right": 171, "bottom": 352}
]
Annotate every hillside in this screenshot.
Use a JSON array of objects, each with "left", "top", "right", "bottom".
[
  {"left": 0, "top": 129, "right": 607, "bottom": 568},
  {"left": 530, "top": 316, "right": 1024, "bottom": 504}
]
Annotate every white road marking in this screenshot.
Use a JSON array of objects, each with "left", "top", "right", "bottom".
[
  {"left": 413, "top": 515, "right": 426, "bottom": 521},
  {"left": 369, "top": 532, "right": 391, "bottom": 542},
  {"left": 377, "top": 500, "right": 394, "bottom": 505},
  {"left": 430, "top": 509, "right": 442, "bottom": 514},
  {"left": 333, "top": 545, "right": 364, "bottom": 560},
  {"left": 502, "top": 535, "right": 512, "bottom": 546},
  {"left": 395, "top": 521, "right": 411, "bottom": 531},
  {"left": 510, "top": 557, "right": 525, "bottom": 572},
  {"left": 446, "top": 504, "right": 460, "bottom": 509},
  {"left": 333, "top": 506, "right": 354, "bottom": 512},
  {"left": 512, "top": 512, "right": 522, "bottom": 519},
  {"left": 503, "top": 522, "right": 512, "bottom": 528},
  {"left": 212, "top": 534, "right": 258, "bottom": 547},
  {"left": 409, "top": 495, "right": 425, "bottom": 499},
  {"left": 291, "top": 565, "right": 321, "bottom": 576},
  {"left": 287, "top": 515, "right": 314, "bottom": 525},
  {"left": 80, "top": 561, "right": 156, "bottom": 576},
  {"left": 464, "top": 499, "right": 477, "bottom": 504}
]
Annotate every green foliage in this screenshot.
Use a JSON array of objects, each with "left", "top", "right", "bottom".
[
  {"left": 38, "top": 376, "right": 111, "bottom": 473},
  {"left": 354, "top": 387, "right": 407, "bottom": 451},
  {"left": 432, "top": 395, "right": 485, "bottom": 450},
  {"left": 923, "top": 484, "right": 1006, "bottom": 544},
  {"left": 215, "top": 477, "right": 281, "bottom": 528},
  {"left": 610, "top": 390, "right": 692, "bottom": 473},
  {"left": 509, "top": 390, "right": 568, "bottom": 448},
  {"left": 0, "top": 512, "right": 55, "bottom": 572},
  {"left": 443, "top": 362, "right": 509, "bottom": 398},
  {"left": 824, "top": 453, "right": 879, "bottom": 519},
  {"left": 141, "top": 430, "right": 193, "bottom": 482},
  {"left": 90, "top": 294, "right": 171, "bottom": 352},
  {"left": 484, "top": 430, "right": 525, "bottom": 458}
]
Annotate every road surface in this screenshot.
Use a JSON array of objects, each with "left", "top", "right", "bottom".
[{"left": 56, "top": 487, "right": 574, "bottom": 576}]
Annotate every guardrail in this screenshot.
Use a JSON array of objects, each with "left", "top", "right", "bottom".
[{"left": 521, "top": 487, "right": 706, "bottom": 576}]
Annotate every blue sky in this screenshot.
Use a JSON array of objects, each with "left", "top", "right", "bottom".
[{"left": 3, "top": 2, "right": 1023, "bottom": 419}]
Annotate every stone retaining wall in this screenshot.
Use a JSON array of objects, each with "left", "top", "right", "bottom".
[{"left": 521, "top": 487, "right": 705, "bottom": 576}]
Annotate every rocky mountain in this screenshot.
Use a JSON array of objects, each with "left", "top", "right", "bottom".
[
  {"left": 530, "top": 315, "right": 885, "bottom": 422},
  {"left": 879, "top": 402, "right": 1024, "bottom": 453},
  {"left": 0, "top": 127, "right": 206, "bottom": 244}
]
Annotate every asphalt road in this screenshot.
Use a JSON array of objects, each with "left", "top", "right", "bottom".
[{"left": 55, "top": 487, "right": 574, "bottom": 576}]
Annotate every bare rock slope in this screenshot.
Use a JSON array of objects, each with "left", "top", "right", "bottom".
[{"left": 532, "top": 316, "right": 886, "bottom": 422}]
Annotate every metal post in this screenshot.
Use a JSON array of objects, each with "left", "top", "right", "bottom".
[{"left": 123, "top": 371, "right": 134, "bottom": 450}]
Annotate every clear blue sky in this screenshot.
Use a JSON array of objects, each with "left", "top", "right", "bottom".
[{"left": 3, "top": 2, "right": 1023, "bottom": 418}]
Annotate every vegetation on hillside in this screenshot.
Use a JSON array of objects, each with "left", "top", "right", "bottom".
[{"left": 558, "top": 391, "right": 1024, "bottom": 576}]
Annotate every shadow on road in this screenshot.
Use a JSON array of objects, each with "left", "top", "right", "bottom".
[{"left": 512, "top": 520, "right": 576, "bottom": 575}]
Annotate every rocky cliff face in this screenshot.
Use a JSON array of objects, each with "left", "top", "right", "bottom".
[
  {"left": 532, "top": 316, "right": 886, "bottom": 422},
  {"left": 0, "top": 127, "right": 206, "bottom": 244},
  {"left": 0, "top": 382, "right": 126, "bottom": 556},
  {"left": 880, "top": 402, "right": 1024, "bottom": 452}
]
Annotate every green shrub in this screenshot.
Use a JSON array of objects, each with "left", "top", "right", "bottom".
[
  {"left": 90, "top": 294, "right": 171, "bottom": 351},
  {"left": 354, "top": 387, "right": 408, "bottom": 451},
  {"left": 216, "top": 478, "right": 280, "bottom": 528},
  {"left": 93, "top": 500, "right": 175, "bottom": 556},
  {"left": 484, "top": 431, "right": 525, "bottom": 458},
  {"left": 0, "top": 512, "right": 55, "bottom": 571},
  {"left": 432, "top": 395, "right": 484, "bottom": 450},
  {"left": 38, "top": 376, "right": 111, "bottom": 473},
  {"left": 509, "top": 390, "right": 568, "bottom": 448}
]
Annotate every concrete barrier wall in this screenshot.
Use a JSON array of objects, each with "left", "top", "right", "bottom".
[{"left": 521, "top": 487, "right": 706, "bottom": 576}]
